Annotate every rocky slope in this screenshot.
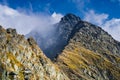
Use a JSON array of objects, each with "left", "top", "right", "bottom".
[
  {"left": 57, "top": 15, "right": 120, "bottom": 80},
  {"left": 0, "top": 26, "right": 69, "bottom": 80},
  {"left": 57, "top": 41, "right": 120, "bottom": 80}
]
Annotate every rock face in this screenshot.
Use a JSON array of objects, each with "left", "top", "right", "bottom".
[
  {"left": 69, "top": 21, "right": 120, "bottom": 56},
  {"left": 57, "top": 15, "right": 120, "bottom": 80},
  {"left": 0, "top": 26, "right": 69, "bottom": 80}
]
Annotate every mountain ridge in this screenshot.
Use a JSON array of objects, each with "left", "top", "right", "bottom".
[{"left": 0, "top": 25, "right": 69, "bottom": 80}]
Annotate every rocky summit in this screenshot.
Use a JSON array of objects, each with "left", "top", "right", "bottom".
[
  {"left": 0, "top": 26, "right": 69, "bottom": 80},
  {"left": 1, "top": 13, "right": 120, "bottom": 80}
]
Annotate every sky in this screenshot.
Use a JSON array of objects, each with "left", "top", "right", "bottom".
[{"left": 0, "top": 0, "right": 120, "bottom": 41}]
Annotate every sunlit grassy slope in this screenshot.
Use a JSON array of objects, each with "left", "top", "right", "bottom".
[{"left": 57, "top": 41, "right": 120, "bottom": 80}]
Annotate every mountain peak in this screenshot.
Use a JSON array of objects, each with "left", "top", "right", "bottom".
[{"left": 60, "top": 13, "right": 81, "bottom": 23}]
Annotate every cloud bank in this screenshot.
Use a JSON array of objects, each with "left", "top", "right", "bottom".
[
  {"left": 84, "top": 10, "right": 109, "bottom": 26},
  {"left": 84, "top": 10, "right": 120, "bottom": 41},
  {"left": 0, "top": 4, "right": 63, "bottom": 35},
  {"left": 103, "top": 18, "right": 120, "bottom": 41}
]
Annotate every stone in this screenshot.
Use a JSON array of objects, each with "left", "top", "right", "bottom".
[
  {"left": 27, "top": 37, "right": 37, "bottom": 45},
  {"left": 6, "top": 28, "right": 17, "bottom": 37}
]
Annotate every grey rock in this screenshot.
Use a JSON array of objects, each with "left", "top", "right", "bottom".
[{"left": 6, "top": 28, "right": 17, "bottom": 37}]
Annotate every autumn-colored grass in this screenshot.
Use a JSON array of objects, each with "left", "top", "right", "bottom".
[{"left": 58, "top": 42, "right": 120, "bottom": 79}]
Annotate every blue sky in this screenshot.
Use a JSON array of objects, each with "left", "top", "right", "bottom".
[
  {"left": 0, "top": 0, "right": 120, "bottom": 19},
  {"left": 0, "top": 0, "right": 120, "bottom": 41}
]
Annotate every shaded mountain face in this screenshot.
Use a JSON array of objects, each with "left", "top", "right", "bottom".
[
  {"left": 56, "top": 17, "right": 120, "bottom": 80},
  {"left": 0, "top": 26, "right": 69, "bottom": 80},
  {"left": 26, "top": 14, "right": 81, "bottom": 59}
]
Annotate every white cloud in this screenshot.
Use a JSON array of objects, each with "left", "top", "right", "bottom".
[
  {"left": 70, "top": 0, "right": 90, "bottom": 12},
  {"left": 102, "top": 18, "right": 120, "bottom": 41},
  {"left": 0, "top": 4, "right": 63, "bottom": 35},
  {"left": 84, "top": 10, "right": 108, "bottom": 26},
  {"left": 84, "top": 10, "right": 120, "bottom": 41},
  {"left": 51, "top": 12, "right": 63, "bottom": 23}
]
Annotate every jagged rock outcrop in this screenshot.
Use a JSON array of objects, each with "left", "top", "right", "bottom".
[
  {"left": 56, "top": 13, "right": 81, "bottom": 42},
  {"left": 0, "top": 26, "right": 69, "bottom": 80},
  {"left": 51, "top": 14, "right": 81, "bottom": 58},
  {"left": 57, "top": 14, "right": 120, "bottom": 80}
]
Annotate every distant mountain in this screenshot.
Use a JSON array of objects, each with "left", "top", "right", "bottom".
[{"left": 0, "top": 26, "right": 69, "bottom": 80}]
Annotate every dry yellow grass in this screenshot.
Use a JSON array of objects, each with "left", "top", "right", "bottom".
[{"left": 58, "top": 42, "right": 120, "bottom": 79}]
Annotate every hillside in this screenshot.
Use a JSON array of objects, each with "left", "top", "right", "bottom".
[
  {"left": 57, "top": 18, "right": 120, "bottom": 80},
  {"left": 0, "top": 26, "right": 69, "bottom": 80}
]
